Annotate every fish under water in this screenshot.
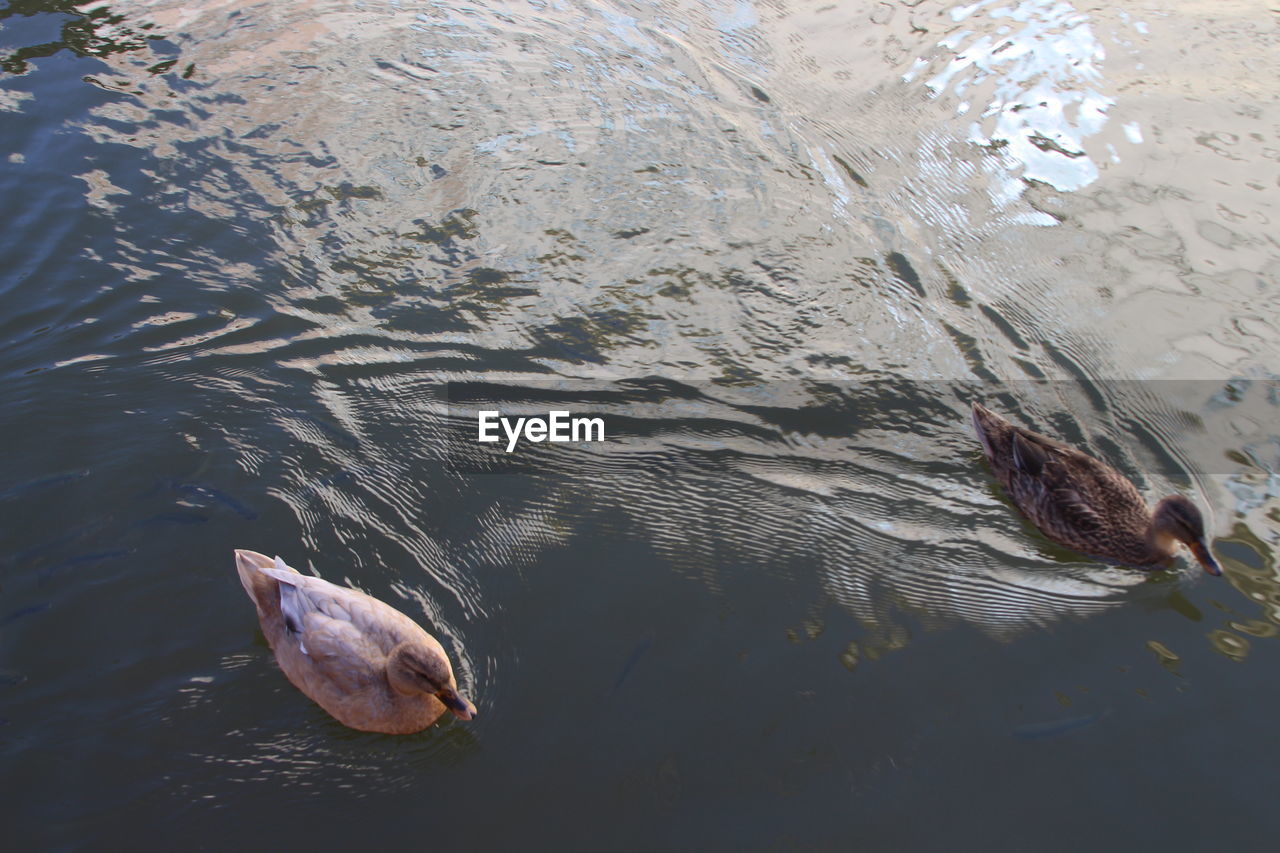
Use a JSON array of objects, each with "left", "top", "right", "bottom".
[
  {"left": 612, "top": 634, "right": 655, "bottom": 691},
  {"left": 1012, "top": 708, "right": 1112, "bottom": 740},
  {"left": 159, "top": 479, "right": 259, "bottom": 520},
  {"left": 0, "top": 469, "right": 89, "bottom": 501}
]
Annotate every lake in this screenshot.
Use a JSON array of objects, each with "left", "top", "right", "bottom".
[{"left": 2, "top": 1, "right": 1278, "bottom": 850}]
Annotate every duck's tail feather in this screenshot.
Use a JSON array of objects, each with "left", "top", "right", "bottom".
[
  {"left": 258, "top": 562, "right": 312, "bottom": 638},
  {"left": 234, "top": 549, "right": 285, "bottom": 618},
  {"left": 971, "top": 402, "right": 1003, "bottom": 460}
]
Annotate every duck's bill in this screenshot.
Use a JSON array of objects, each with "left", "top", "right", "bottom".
[
  {"left": 1190, "top": 540, "right": 1222, "bottom": 576},
  {"left": 439, "top": 688, "right": 477, "bottom": 721}
]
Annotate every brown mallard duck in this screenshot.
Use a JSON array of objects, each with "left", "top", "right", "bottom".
[
  {"left": 235, "top": 549, "right": 477, "bottom": 733},
  {"left": 971, "top": 403, "right": 1221, "bottom": 576}
]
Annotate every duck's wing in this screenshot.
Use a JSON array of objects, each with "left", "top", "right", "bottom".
[
  {"left": 260, "top": 563, "right": 387, "bottom": 692},
  {"left": 1045, "top": 485, "right": 1106, "bottom": 534},
  {"left": 1009, "top": 431, "right": 1108, "bottom": 535},
  {"left": 1011, "top": 430, "right": 1050, "bottom": 476}
]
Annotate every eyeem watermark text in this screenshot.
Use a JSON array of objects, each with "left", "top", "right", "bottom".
[{"left": 477, "top": 410, "right": 605, "bottom": 452}]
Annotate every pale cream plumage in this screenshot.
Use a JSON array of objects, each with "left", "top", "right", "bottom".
[{"left": 235, "top": 549, "right": 476, "bottom": 734}]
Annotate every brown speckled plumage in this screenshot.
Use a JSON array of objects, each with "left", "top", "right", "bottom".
[
  {"left": 235, "top": 549, "right": 477, "bottom": 733},
  {"left": 971, "top": 403, "right": 1221, "bottom": 575}
]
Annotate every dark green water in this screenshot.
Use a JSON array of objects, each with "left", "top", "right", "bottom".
[{"left": 3, "top": 1, "right": 1279, "bottom": 850}]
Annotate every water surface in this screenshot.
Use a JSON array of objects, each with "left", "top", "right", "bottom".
[{"left": 2, "top": 1, "right": 1279, "bottom": 849}]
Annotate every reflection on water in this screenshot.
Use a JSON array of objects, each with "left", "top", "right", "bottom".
[
  {"left": 0, "top": 1, "right": 164, "bottom": 76},
  {"left": 2, "top": 0, "right": 1279, "bottom": 847},
  {"left": 910, "top": 0, "right": 1119, "bottom": 193}
]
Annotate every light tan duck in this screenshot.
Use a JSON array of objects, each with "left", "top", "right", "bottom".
[
  {"left": 971, "top": 403, "right": 1221, "bottom": 576},
  {"left": 235, "top": 549, "right": 477, "bottom": 734}
]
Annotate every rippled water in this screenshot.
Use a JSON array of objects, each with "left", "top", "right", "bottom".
[{"left": 3, "top": 1, "right": 1279, "bottom": 849}]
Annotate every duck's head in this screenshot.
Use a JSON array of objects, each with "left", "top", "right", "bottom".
[
  {"left": 1152, "top": 495, "right": 1221, "bottom": 576},
  {"left": 388, "top": 642, "right": 477, "bottom": 720}
]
